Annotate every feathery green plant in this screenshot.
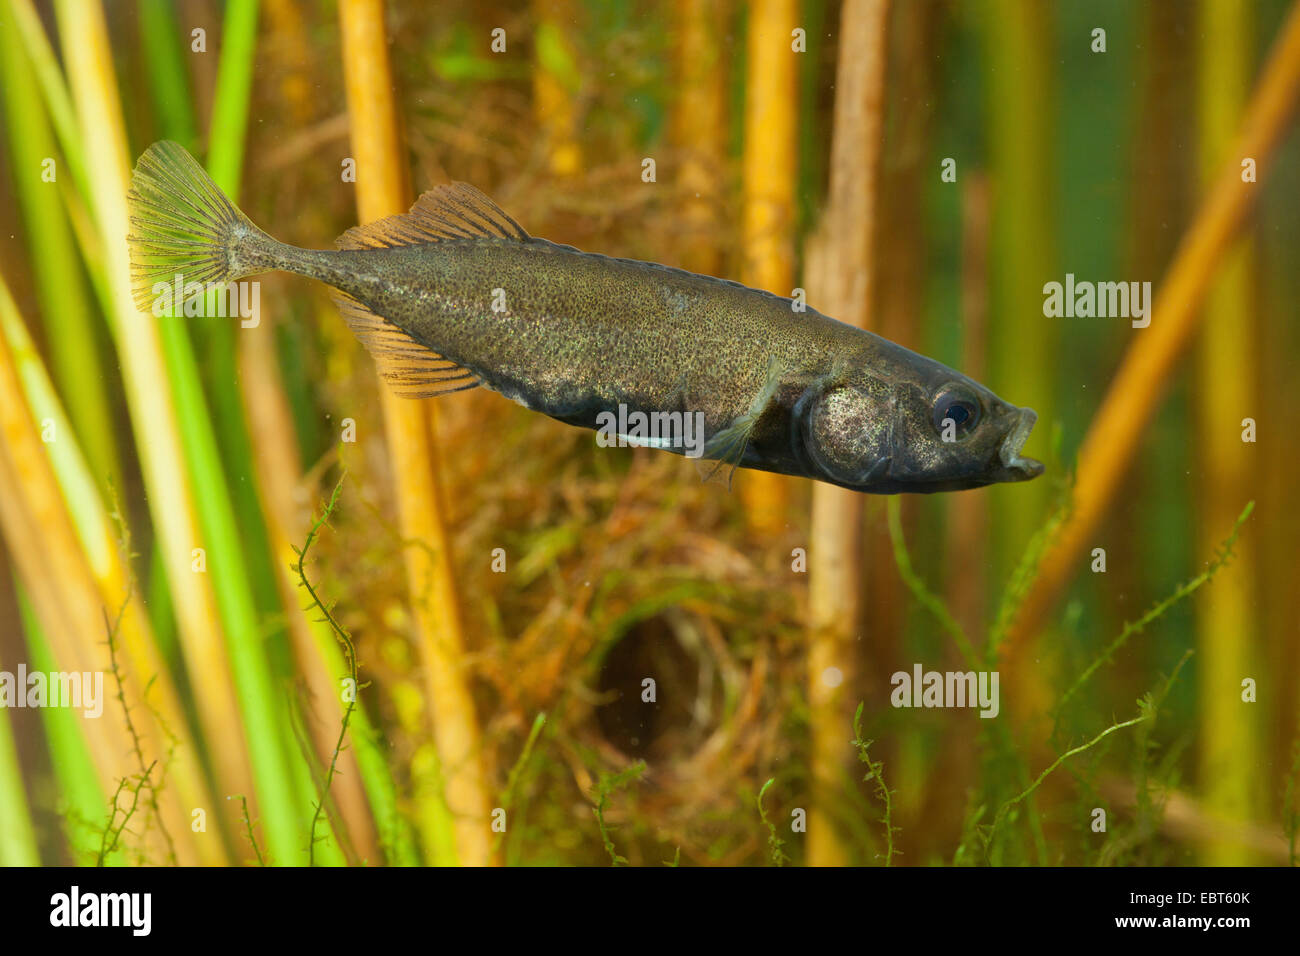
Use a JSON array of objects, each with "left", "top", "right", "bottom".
[
  {"left": 985, "top": 653, "right": 1192, "bottom": 856},
  {"left": 756, "top": 777, "right": 790, "bottom": 867},
  {"left": 230, "top": 794, "right": 266, "bottom": 867},
  {"left": 294, "top": 475, "right": 362, "bottom": 865},
  {"left": 887, "top": 475, "right": 1253, "bottom": 864},
  {"left": 852, "top": 703, "right": 898, "bottom": 866},
  {"left": 593, "top": 761, "right": 645, "bottom": 866},
  {"left": 495, "top": 712, "right": 548, "bottom": 859},
  {"left": 1053, "top": 502, "right": 1254, "bottom": 729},
  {"left": 96, "top": 763, "right": 155, "bottom": 867}
]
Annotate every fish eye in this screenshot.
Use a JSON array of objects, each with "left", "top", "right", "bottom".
[{"left": 932, "top": 386, "right": 981, "bottom": 439}]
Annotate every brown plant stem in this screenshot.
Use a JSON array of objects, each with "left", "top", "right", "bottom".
[{"left": 805, "top": 0, "right": 890, "bottom": 867}]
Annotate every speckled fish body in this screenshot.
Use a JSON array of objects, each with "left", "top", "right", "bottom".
[{"left": 127, "top": 141, "right": 1043, "bottom": 493}]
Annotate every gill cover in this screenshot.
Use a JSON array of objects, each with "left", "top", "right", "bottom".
[{"left": 796, "top": 376, "right": 894, "bottom": 486}]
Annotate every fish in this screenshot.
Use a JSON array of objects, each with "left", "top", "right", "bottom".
[{"left": 126, "top": 140, "right": 1043, "bottom": 494}]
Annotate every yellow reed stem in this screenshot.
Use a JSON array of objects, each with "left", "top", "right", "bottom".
[
  {"left": 983, "top": 0, "right": 1057, "bottom": 561},
  {"left": 338, "top": 0, "right": 494, "bottom": 866},
  {"left": 1195, "top": 0, "right": 1263, "bottom": 865},
  {"left": 532, "top": 0, "right": 583, "bottom": 178},
  {"left": 263, "top": 0, "right": 316, "bottom": 125},
  {"left": 673, "top": 0, "right": 730, "bottom": 277},
  {"left": 738, "top": 0, "right": 799, "bottom": 536}
]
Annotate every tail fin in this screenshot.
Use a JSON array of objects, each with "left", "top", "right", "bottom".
[{"left": 126, "top": 141, "right": 269, "bottom": 313}]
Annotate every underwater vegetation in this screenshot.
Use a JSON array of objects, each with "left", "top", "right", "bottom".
[{"left": 0, "top": 0, "right": 1297, "bottom": 869}]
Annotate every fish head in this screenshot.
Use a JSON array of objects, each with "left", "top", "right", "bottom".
[{"left": 794, "top": 347, "right": 1044, "bottom": 493}]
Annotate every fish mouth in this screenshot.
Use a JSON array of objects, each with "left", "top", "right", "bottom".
[{"left": 999, "top": 407, "right": 1045, "bottom": 480}]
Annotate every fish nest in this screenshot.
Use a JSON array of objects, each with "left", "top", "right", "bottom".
[{"left": 307, "top": 367, "right": 809, "bottom": 863}]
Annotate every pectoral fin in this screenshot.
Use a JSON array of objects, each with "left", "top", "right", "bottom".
[{"left": 695, "top": 355, "right": 785, "bottom": 489}]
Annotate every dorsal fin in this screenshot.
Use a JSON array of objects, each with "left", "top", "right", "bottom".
[
  {"left": 331, "top": 291, "right": 481, "bottom": 398},
  {"left": 336, "top": 182, "right": 530, "bottom": 250}
]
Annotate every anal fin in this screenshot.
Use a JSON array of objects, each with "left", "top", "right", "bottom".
[{"left": 331, "top": 291, "right": 480, "bottom": 399}]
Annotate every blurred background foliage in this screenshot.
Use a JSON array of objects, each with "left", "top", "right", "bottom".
[{"left": 0, "top": 0, "right": 1296, "bottom": 866}]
